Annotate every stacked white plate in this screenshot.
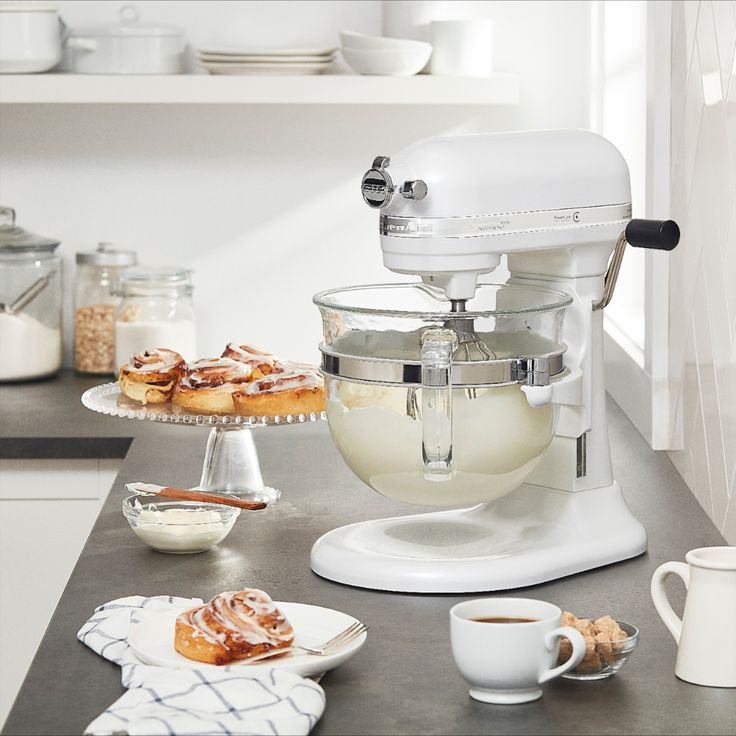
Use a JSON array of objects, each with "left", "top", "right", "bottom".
[{"left": 197, "top": 47, "right": 336, "bottom": 75}]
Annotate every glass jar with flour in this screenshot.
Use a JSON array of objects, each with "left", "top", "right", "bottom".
[
  {"left": 114, "top": 266, "right": 196, "bottom": 369},
  {"left": 0, "top": 206, "right": 62, "bottom": 382}
]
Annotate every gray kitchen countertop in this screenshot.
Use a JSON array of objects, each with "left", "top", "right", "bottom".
[{"left": 1, "top": 372, "right": 734, "bottom": 735}]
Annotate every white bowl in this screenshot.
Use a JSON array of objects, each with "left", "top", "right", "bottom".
[
  {"left": 340, "top": 30, "right": 430, "bottom": 53},
  {"left": 340, "top": 46, "right": 431, "bottom": 77}
]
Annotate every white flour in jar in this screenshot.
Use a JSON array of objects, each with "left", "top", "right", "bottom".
[
  {"left": 115, "top": 319, "right": 196, "bottom": 369},
  {"left": 0, "top": 312, "right": 61, "bottom": 381}
]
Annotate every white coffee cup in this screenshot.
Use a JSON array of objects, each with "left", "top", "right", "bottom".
[
  {"left": 430, "top": 19, "right": 493, "bottom": 77},
  {"left": 651, "top": 546, "right": 736, "bottom": 687},
  {"left": 450, "top": 598, "right": 585, "bottom": 704}
]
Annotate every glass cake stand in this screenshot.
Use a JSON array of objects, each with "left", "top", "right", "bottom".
[{"left": 82, "top": 382, "right": 326, "bottom": 504}]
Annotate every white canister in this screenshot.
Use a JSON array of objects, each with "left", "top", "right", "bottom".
[
  {"left": 0, "top": 3, "right": 62, "bottom": 73},
  {"left": 63, "top": 4, "right": 185, "bottom": 75},
  {"left": 430, "top": 19, "right": 493, "bottom": 77}
]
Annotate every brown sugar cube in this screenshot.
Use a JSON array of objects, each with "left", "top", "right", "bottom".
[
  {"left": 594, "top": 615, "right": 618, "bottom": 636},
  {"left": 595, "top": 630, "right": 615, "bottom": 666},
  {"left": 561, "top": 611, "right": 578, "bottom": 627},
  {"left": 577, "top": 635, "right": 603, "bottom": 673},
  {"left": 610, "top": 623, "right": 629, "bottom": 653},
  {"left": 573, "top": 618, "right": 596, "bottom": 638},
  {"left": 611, "top": 622, "right": 628, "bottom": 641},
  {"left": 557, "top": 636, "right": 573, "bottom": 665}
]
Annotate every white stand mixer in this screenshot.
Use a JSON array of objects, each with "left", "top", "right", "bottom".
[{"left": 312, "top": 130, "right": 679, "bottom": 593}]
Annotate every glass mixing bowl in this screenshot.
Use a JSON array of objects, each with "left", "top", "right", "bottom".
[{"left": 314, "top": 283, "right": 572, "bottom": 507}]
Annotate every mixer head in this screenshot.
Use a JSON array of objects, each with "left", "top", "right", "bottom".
[{"left": 360, "top": 130, "right": 634, "bottom": 301}]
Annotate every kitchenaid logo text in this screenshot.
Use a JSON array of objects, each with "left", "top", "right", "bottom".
[{"left": 382, "top": 220, "right": 435, "bottom": 234}]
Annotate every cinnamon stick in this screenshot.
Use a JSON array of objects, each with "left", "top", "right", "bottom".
[{"left": 155, "top": 486, "right": 267, "bottom": 511}]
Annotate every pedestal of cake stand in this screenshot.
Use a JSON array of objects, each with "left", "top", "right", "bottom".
[
  {"left": 310, "top": 482, "right": 647, "bottom": 593},
  {"left": 198, "top": 426, "right": 279, "bottom": 504}
]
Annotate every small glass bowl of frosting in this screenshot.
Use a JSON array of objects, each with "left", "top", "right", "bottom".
[{"left": 123, "top": 496, "right": 240, "bottom": 554}]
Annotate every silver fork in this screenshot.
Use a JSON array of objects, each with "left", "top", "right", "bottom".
[{"left": 243, "top": 620, "right": 369, "bottom": 664}]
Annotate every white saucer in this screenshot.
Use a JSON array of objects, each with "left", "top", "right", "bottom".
[
  {"left": 199, "top": 61, "right": 332, "bottom": 75},
  {"left": 129, "top": 601, "right": 367, "bottom": 678},
  {"left": 198, "top": 54, "right": 335, "bottom": 64}
]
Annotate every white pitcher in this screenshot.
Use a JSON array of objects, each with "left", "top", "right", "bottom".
[{"left": 651, "top": 546, "right": 736, "bottom": 687}]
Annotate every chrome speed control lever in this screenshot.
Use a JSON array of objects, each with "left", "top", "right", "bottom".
[{"left": 361, "top": 155, "right": 427, "bottom": 208}]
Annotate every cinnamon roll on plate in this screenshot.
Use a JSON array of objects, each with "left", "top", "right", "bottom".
[
  {"left": 175, "top": 589, "right": 294, "bottom": 665},
  {"left": 221, "top": 343, "right": 280, "bottom": 379},
  {"left": 233, "top": 367, "right": 325, "bottom": 417},
  {"left": 172, "top": 357, "right": 253, "bottom": 414},
  {"left": 118, "top": 348, "right": 185, "bottom": 405}
]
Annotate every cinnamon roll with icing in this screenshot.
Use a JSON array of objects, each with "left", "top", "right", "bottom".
[
  {"left": 172, "top": 357, "right": 253, "bottom": 414},
  {"left": 175, "top": 589, "right": 294, "bottom": 665},
  {"left": 232, "top": 367, "right": 325, "bottom": 417},
  {"left": 118, "top": 348, "right": 185, "bottom": 405},
  {"left": 221, "top": 343, "right": 280, "bottom": 379}
]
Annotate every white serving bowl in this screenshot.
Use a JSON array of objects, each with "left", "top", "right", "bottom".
[
  {"left": 341, "top": 46, "right": 431, "bottom": 76},
  {"left": 340, "top": 30, "right": 430, "bottom": 53}
]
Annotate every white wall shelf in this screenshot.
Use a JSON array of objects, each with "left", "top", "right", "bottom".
[{"left": 0, "top": 73, "right": 519, "bottom": 105}]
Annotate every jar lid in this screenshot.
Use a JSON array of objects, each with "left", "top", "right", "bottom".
[
  {"left": 76, "top": 242, "right": 138, "bottom": 267},
  {"left": 119, "top": 266, "right": 193, "bottom": 292},
  {"left": 0, "top": 206, "right": 60, "bottom": 253},
  {"left": 70, "top": 4, "right": 184, "bottom": 38}
]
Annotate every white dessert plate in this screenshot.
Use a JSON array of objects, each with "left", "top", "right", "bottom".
[
  {"left": 199, "top": 46, "right": 336, "bottom": 57},
  {"left": 199, "top": 61, "right": 332, "bottom": 75},
  {"left": 129, "top": 601, "right": 367, "bottom": 678},
  {"left": 198, "top": 53, "right": 335, "bottom": 64}
]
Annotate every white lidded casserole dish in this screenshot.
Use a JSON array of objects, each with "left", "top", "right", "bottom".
[{"left": 62, "top": 4, "right": 185, "bottom": 74}]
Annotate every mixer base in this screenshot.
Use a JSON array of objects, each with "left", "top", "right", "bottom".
[{"left": 310, "top": 482, "right": 646, "bottom": 593}]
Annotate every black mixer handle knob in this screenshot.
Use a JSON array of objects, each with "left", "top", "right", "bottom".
[{"left": 625, "top": 219, "right": 680, "bottom": 251}]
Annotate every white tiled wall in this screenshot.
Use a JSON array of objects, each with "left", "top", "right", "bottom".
[{"left": 668, "top": 0, "right": 736, "bottom": 542}]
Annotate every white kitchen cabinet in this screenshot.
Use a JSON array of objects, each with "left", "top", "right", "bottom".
[{"left": 0, "top": 458, "right": 120, "bottom": 729}]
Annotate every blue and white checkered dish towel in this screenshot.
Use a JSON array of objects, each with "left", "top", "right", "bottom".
[{"left": 77, "top": 595, "right": 326, "bottom": 736}]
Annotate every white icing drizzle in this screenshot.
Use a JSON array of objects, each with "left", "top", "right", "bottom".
[
  {"left": 179, "top": 590, "right": 294, "bottom": 650},
  {"left": 125, "top": 348, "right": 184, "bottom": 374},
  {"left": 179, "top": 357, "right": 252, "bottom": 389},
  {"left": 223, "top": 343, "right": 278, "bottom": 370},
  {"left": 245, "top": 369, "right": 323, "bottom": 396}
]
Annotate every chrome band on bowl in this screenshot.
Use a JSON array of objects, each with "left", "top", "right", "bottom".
[
  {"left": 380, "top": 203, "right": 632, "bottom": 239},
  {"left": 320, "top": 346, "right": 566, "bottom": 387}
]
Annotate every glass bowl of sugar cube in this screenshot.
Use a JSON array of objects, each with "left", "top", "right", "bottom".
[{"left": 558, "top": 612, "right": 639, "bottom": 680}]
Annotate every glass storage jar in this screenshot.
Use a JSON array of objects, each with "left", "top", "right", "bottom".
[
  {"left": 0, "top": 206, "right": 62, "bottom": 382},
  {"left": 114, "top": 266, "right": 196, "bottom": 369},
  {"left": 74, "top": 242, "right": 137, "bottom": 375}
]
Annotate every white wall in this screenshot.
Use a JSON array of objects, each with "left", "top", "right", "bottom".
[
  {"left": 593, "top": 0, "right": 648, "bottom": 362},
  {"left": 0, "top": 0, "right": 591, "bottom": 366},
  {"left": 666, "top": 0, "right": 736, "bottom": 542}
]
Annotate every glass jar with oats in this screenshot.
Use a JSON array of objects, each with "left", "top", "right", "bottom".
[{"left": 74, "top": 243, "right": 137, "bottom": 375}]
